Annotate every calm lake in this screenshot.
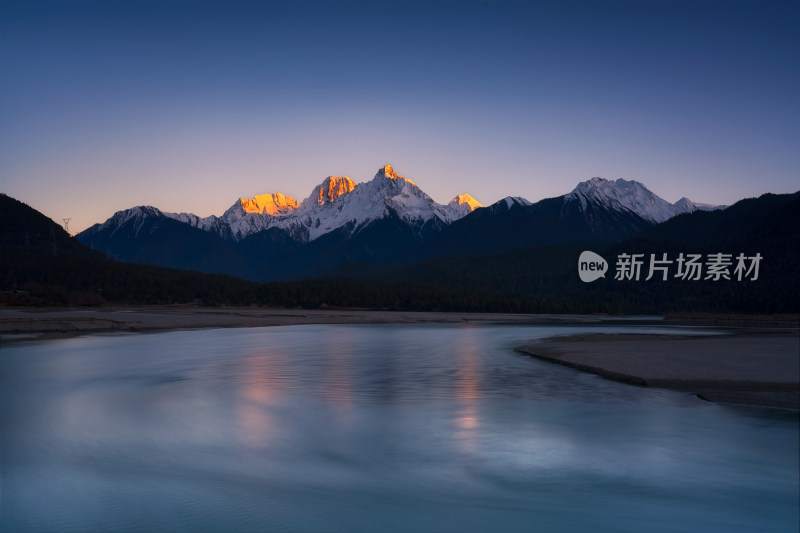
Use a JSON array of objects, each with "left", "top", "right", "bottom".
[{"left": 1, "top": 322, "right": 798, "bottom": 532}]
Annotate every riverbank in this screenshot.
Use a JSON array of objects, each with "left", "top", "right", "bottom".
[
  {"left": 0, "top": 306, "right": 607, "bottom": 342},
  {"left": 517, "top": 333, "right": 800, "bottom": 410}
]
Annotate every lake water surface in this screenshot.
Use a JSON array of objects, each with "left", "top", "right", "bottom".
[{"left": 1, "top": 322, "right": 798, "bottom": 532}]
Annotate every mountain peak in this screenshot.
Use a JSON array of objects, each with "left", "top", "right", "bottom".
[
  {"left": 106, "top": 205, "right": 163, "bottom": 224},
  {"left": 673, "top": 197, "right": 696, "bottom": 211},
  {"left": 310, "top": 176, "right": 356, "bottom": 206},
  {"left": 569, "top": 179, "right": 724, "bottom": 221},
  {"left": 381, "top": 164, "right": 402, "bottom": 179},
  {"left": 502, "top": 196, "right": 532, "bottom": 208},
  {"left": 443, "top": 194, "right": 483, "bottom": 219},
  {"left": 239, "top": 192, "right": 300, "bottom": 216},
  {"left": 573, "top": 177, "right": 647, "bottom": 194},
  {"left": 449, "top": 194, "right": 482, "bottom": 210},
  {"left": 372, "top": 165, "right": 424, "bottom": 191},
  {"left": 85, "top": 164, "right": 482, "bottom": 244},
  {"left": 673, "top": 196, "right": 725, "bottom": 214},
  {"left": 567, "top": 177, "right": 677, "bottom": 223},
  {"left": 373, "top": 164, "right": 418, "bottom": 187}
]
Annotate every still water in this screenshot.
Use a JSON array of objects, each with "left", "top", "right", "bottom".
[{"left": 1, "top": 323, "right": 798, "bottom": 532}]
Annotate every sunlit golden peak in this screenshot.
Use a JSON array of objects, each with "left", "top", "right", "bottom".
[
  {"left": 239, "top": 192, "right": 300, "bottom": 215},
  {"left": 450, "top": 194, "right": 482, "bottom": 210},
  {"left": 377, "top": 164, "right": 417, "bottom": 186},
  {"left": 381, "top": 164, "right": 402, "bottom": 180},
  {"left": 315, "top": 176, "right": 356, "bottom": 205}
]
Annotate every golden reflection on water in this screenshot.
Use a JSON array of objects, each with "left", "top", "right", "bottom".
[
  {"left": 455, "top": 326, "right": 481, "bottom": 453},
  {"left": 236, "top": 351, "right": 281, "bottom": 448}
]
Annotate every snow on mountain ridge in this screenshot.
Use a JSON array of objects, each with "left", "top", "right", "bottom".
[
  {"left": 673, "top": 197, "right": 725, "bottom": 213},
  {"left": 181, "top": 164, "right": 480, "bottom": 242},
  {"left": 97, "top": 206, "right": 231, "bottom": 240},
  {"left": 567, "top": 177, "right": 680, "bottom": 223},
  {"left": 92, "top": 170, "right": 722, "bottom": 246},
  {"left": 566, "top": 177, "right": 725, "bottom": 223},
  {"left": 98, "top": 205, "right": 161, "bottom": 229},
  {"left": 296, "top": 164, "right": 450, "bottom": 241},
  {"left": 93, "top": 165, "right": 478, "bottom": 243},
  {"left": 98, "top": 206, "right": 164, "bottom": 238},
  {"left": 503, "top": 196, "right": 532, "bottom": 209},
  {"left": 375, "top": 164, "right": 411, "bottom": 184}
]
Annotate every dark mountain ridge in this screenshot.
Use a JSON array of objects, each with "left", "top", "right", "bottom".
[
  {"left": 327, "top": 192, "right": 800, "bottom": 314},
  {"left": 0, "top": 194, "right": 257, "bottom": 306}
]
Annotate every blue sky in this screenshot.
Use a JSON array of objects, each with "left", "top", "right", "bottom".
[{"left": 1, "top": 0, "right": 797, "bottom": 234}]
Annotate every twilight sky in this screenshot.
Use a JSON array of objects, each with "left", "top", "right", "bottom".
[{"left": 1, "top": 0, "right": 797, "bottom": 234}]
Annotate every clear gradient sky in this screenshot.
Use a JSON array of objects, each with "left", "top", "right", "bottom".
[{"left": 1, "top": 0, "right": 797, "bottom": 234}]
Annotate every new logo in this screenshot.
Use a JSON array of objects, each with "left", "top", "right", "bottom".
[{"left": 578, "top": 251, "right": 608, "bottom": 282}]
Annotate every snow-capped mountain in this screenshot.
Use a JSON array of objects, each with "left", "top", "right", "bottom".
[
  {"left": 240, "top": 192, "right": 300, "bottom": 215},
  {"left": 499, "top": 196, "right": 533, "bottom": 210},
  {"left": 304, "top": 176, "right": 357, "bottom": 208},
  {"left": 161, "top": 165, "right": 481, "bottom": 243},
  {"left": 161, "top": 171, "right": 488, "bottom": 246},
  {"left": 565, "top": 177, "right": 722, "bottom": 223},
  {"left": 673, "top": 196, "right": 725, "bottom": 213},
  {"left": 76, "top": 166, "right": 727, "bottom": 281},
  {"left": 471, "top": 196, "right": 533, "bottom": 217},
  {"left": 291, "top": 164, "right": 478, "bottom": 240},
  {"left": 447, "top": 194, "right": 483, "bottom": 218},
  {"left": 94, "top": 205, "right": 163, "bottom": 236},
  {"left": 415, "top": 177, "right": 726, "bottom": 260}
]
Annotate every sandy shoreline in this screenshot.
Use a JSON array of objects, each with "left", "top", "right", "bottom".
[{"left": 517, "top": 333, "right": 800, "bottom": 410}]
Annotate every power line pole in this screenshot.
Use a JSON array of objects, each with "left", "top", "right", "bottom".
[{"left": 62, "top": 218, "right": 71, "bottom": 234}]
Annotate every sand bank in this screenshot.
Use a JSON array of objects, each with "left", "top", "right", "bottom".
[{"left": 517, "top": 333, "right": 800, "bottom": 409}]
